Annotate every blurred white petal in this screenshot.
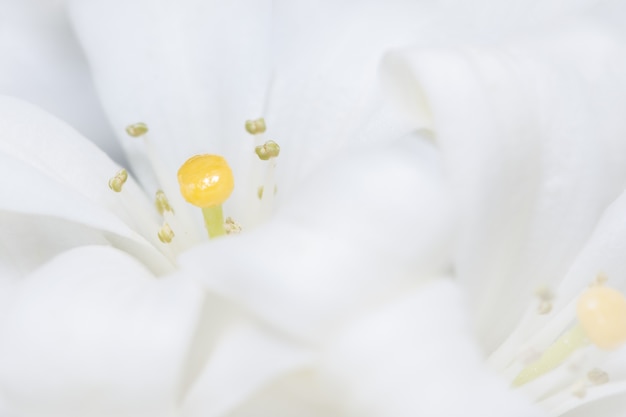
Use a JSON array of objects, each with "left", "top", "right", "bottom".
[
  {"left": 0, "top": 0, "right": 122, "bottom": 162},
  {"left": 320, "top": 280, "right": 543, "bottom": 417},
  {"left": 382, "top": 19, "right": 626, "bottom": 352},
  {"left": 0, "top": 246, "right": 201, "bottom": 417}
]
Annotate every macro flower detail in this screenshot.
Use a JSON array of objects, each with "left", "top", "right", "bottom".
[
  {"left": 3, "top": 0, "right": 626, "bottom": 416},
  {"left": 377, "top": 1, "right": 626, "bottom": 414},
  {"left": 0, "top": 0, "right": 457, "bottom": 416}
]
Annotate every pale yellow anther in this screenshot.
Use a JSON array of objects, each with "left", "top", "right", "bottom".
[
  {"left": 577, "top": 286, "right": 626, "bottom": 350},
  {"left": 126, "top": 122, "right": 149, "bottom": 137},
  {"left": 592, "top": 272, "right": 609, "bottom": 287},
  {"left": 587, "top": 368, "right": 609, "bottom": 385},
  {"left": 245, "top": 118, "right": 266, "bottom": 135},
  {"left": 158, "top": 222, "right": 174, "bottom": 243},
  {"left": 255, "top": 140, "right": 280, "bottom": 161},
  {"left": 224, "top": 217, "right": 242, "bottom": 235},
  {"left": 257, "top": 185, "right": 278, "bottom": 200},
  {"left": 108, "top": 169, "right": 128, "bottom": 192},
  {"left": 535, "top": 285, "right": 555, "bottom": 315},
  {"left": 177, "top": 154, "right": 234, "bottom": 208},
  {"left": 155, "top": 190, "right": 174, "bottom": 215}
]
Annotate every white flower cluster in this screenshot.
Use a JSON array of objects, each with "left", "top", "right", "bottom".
[{"left": 2, "top": 1, "right": 626, "bottom": 416}]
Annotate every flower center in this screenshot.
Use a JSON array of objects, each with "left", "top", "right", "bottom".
[
  {"left": 177, "top": 154, "right": 235, "bottom": 239},
  {"left": 490, "top": 276, "right": 626, "bottom": 415},
  {"left": 107, "top": 118, "right": 280, "bottom": 247}
]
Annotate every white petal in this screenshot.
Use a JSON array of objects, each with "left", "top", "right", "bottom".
[
  {"left": 180, "top": 135, "right": 454, "bottom": 339},
  {"left": 0, "top": 96, "right": 173, "bottom": 274},
  {"left": 217, "top": 282, "right": 544, "bottom": 417},
  {"left": 226, "top": 370, "right": 343, "bottom": 417},
  {"left": 182, "top": 318, "right": 311, "bottom": 417},
  {"left": 0, "top": 0, "right": 123, "bottom": 162},
  {"left": 266, "top": 0, "right": 432, "bottom": 185},
  {"left": 382, "top": 21, "right": 626, "bottom": 351},
  {"left": 320, "top": 280, "right": 543, "bottom": 417},
  {"left": 0, "top": 211, "right": 107, "bottom": 281},
  {"left": 0, "top": 246, "right": 203, "bottom": 417},
  {"left": 562, "top": 393, "right": 626, "bottom": 417},
  {"left": 555, "top": 188, "right": 626, "bottom": 314}
]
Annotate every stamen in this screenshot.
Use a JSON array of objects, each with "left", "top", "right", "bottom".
[
  {"left": 126, "top": 122, "right": 149, "bottom": 137},
  {"left": 592, "top": 272, "right": 608, "bottom": 287},
  {"left": 535, "top": 285, "right": 555, "bottom": 315},
  {"left": 587, "top": 368, "right": 609, "bottom": 385},
  {"left": 224, "top": 217, "right": 242, "bottom": 235},
  {"left": 158, "top": 222, "right": 175, "bottom": 243},
  {"left": 255, "top": 140, "right": 280, "bottom": 161},
  {"left": 177, "top": 154, "right": 234, "bottom": 238},
  {"left": 245, "top": 118, "right": 266, "bottom": 135},
  {"left": 108, "top": 169, "right": 128, "bottom": 192},
  {"left": 155, "top": 190, "right": 174, "bottom": 215},
  {"left": 512, "top": 324, "right": 589, "bottom": 387}
]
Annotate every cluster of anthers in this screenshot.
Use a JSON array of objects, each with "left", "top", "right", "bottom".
[
  {"left": 479, "top": 271, "right": 626, "bottom": 417},
  {"left": 107, "top": 117, "right": 279, "bottom": 243},
  {"left": 513, "top": 279, "right": 626, "bottom": 388}
]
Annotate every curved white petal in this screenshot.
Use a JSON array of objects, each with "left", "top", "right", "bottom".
[
  {"left": 0, "top": 246, "right": 203, "bottom": 417},
  {"left": 266, "top": 0, "right": 431, "bottom": 185},
  {"left": 382, "top": 20, "right": 626, "bottom": 352},
  {"left": 224, "top": 367, "right": 342, "bottom": 417},
  {"left": 0, "top": 0, "right": 122, "bottom": 162},
  {"left": 180, "top": 135, "right": 454, "bottom": 339},
  {"left": 182, "top": 318, "right": 311, "bottom": 417},
  {"left": 223, "top": 282, "right": 545, "bottom": 417},
  {"left": 0, "top": 96, "right": 174, "bottom": 275},
  {"left": 562, "top": 393, "right": 626, "bottom": 417},
  {"left": 319, "top": 281, "right": 543, "bottom": 417}
]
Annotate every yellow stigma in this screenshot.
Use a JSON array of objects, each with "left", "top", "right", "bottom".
[
  {"left": 577, "top": 286, "right": 626, "bottom": 350},
  {"left": 177, "top": 154, "right": 234, "bottom": 208}
]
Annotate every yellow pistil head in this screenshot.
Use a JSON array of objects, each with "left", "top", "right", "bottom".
[
  {"left": 177, "top": 154, "right": 234, "bottom": 208},
  {"left": 577, "top": 286, "right": 626, "bottom": 350}
]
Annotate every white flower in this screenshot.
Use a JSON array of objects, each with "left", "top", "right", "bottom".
[
  {"left": 0, "top": 0, "right": 455, "bottom": 416},
  {"left": 4, "top": 1, "right": 626, "bottom": 417}
]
